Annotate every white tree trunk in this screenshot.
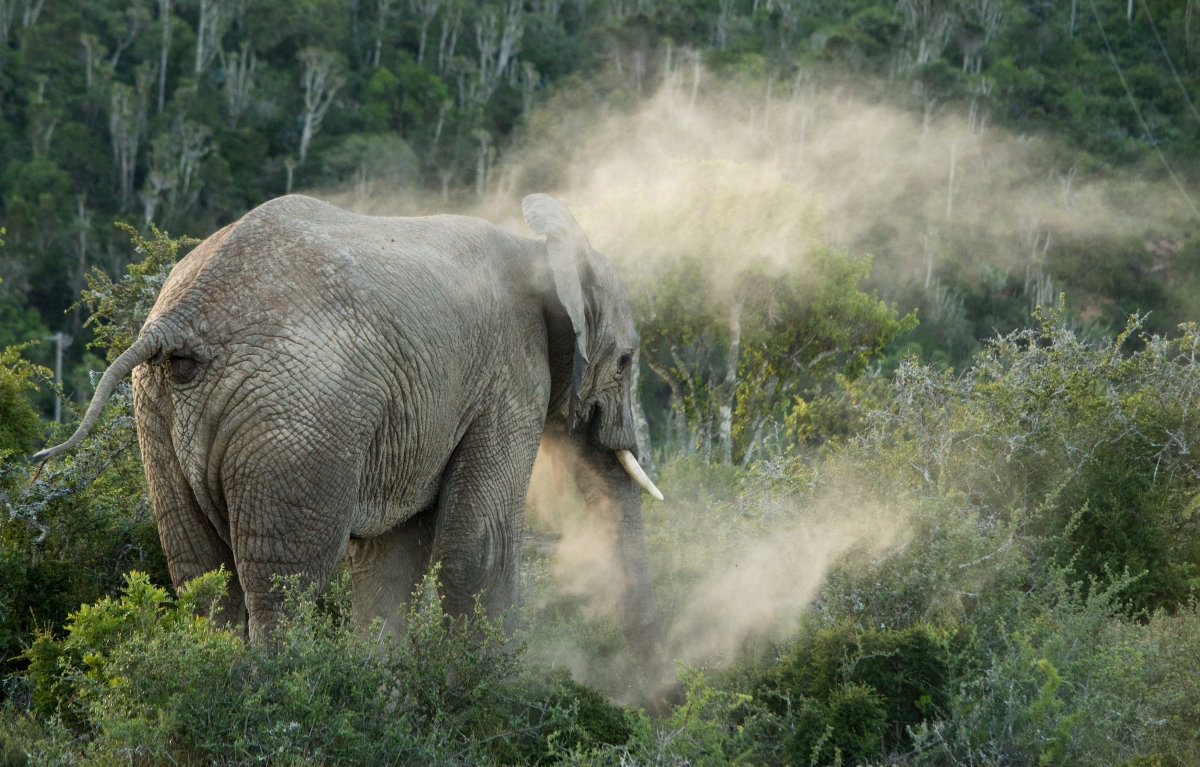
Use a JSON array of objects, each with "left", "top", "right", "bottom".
[
  {"left": 157, "top": 0, "right": 171, "bottom": 114},
  {"left": 716, "top": 299, "right": 742, "bottom": 465},
  {"left": 298, "top": 49, "right": 345, "bottom": 164}
]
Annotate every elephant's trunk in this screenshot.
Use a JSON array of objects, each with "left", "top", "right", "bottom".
[
  {"left": 615, "top": 449, "right": 663, "bottom": 501},
  {"left": 31, "top": 335, "right": 160, "bottom": 462}
]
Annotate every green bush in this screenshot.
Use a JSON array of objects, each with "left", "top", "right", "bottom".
[
  {"left": 863, "top": 307, "right": 1200, "bottom": 614},
  {"left": 0, "top": 378, "right": 168, "bottom": 684},
  {"left": 745, "top": 622, "right": 955, "bottom": 764},
  {"left": 14, "top": 567, "right": 639, "bottom": 766},
  {"left": 0, "top": 228, "right": 186, "bottom": 686}
]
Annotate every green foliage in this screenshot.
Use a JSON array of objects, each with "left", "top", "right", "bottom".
[
  {"left": 0, "top": 376, "right": 167, "bottom": 685},
  {"left": 865, "top": 306, "right": 1200, "bottom": 613},
  {"left": 752, "top": 622, "right": 956, "bottom": 759},
  {"left": 0, "top": 345, "right": 47, "bottom": 470},
  {"left": 77, "top": 224, "right": 197, "bottom": 361},
  {"left": 15, "top": 568, "right": 635, "bottom": 766}
]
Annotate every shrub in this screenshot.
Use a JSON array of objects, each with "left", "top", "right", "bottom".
[
  {"left": 745, "top": 622, "right": 955, "bottom": 764},
  {"left": 12, "top": 567, "right": 647, "bottom": 765},
  {"left": 0, "top": 380, "right": 168, "bottom": 685},
  {"left": 0, "top": 228, "right": 186, "bottom": 687},
  {"left": 0, "top": 345, "right": 43, "bottom": 468},
  {"left": 861, "top": 307, "right": 1200, "bottom": 614}
]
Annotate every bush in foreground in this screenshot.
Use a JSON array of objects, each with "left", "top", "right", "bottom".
[{"left": 12, "top": 569, "right": 633, "bottom": 766}]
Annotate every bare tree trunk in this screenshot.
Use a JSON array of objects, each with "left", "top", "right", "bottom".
[
  {"left": 20, "top": 0, "right": 42, "bottom": 28},
  {"left": 415, "top": 0, "right": 442, "bottom": 65},
  {"left": 946, "top": 141, "right": 956, "bottom": 220},
  {"left": 82, "top": 34, "right": 101, "bottom": 88},
  {"left": 373, "top": 0, "right": 393, "bottom": 67},
  {"left": 473, "top": 130, "right": 489, "bottom": 197},
  {"left": 716, "top": 299, "right": 742, "bottom": 465},
  {"left": 71, "top": 195, "right": 90, "bottom": 334},
  {"left": 473, "top": 0, "right": 523, "bottom": 105},
  {"left": 195, "top": 0, "right": 225, "bottom": 75},
  {"left": 298, "top": 48, "right": 345, "bottom": 164},
  {"left": 219, "top": 42, "right": 256, "bottom": 129},
  {"left": 157, "top": 0, "right": 171, "bottom": 114},
  {"left": 685, "top": 49, "right": 700, "bottom": 128},
  {"left": 715, "top": 0, "right": 734, "bottom": 49},
  {"left": 109, "top": 68, "right": 153, "bottom": 211},
  {"left": 437, "top": 5, "right": 461, "bottom": 74},
  {"left": 0, "top": 0, "right": 14, "bottom": 43},
  {"left": 109, "top": 0, "right": 150, "bottom": 68}
]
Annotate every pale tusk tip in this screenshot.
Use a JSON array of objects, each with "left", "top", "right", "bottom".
[{"left": 615, "top": 449, "right": 665, "bottom": 501}]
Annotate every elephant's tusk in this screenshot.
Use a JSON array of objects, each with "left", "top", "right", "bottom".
[{"left": 615, "top": 449, "right": 664, "bottom": 501}]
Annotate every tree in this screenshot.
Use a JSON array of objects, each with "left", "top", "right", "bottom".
[
  {"left": 297, "top": 49, "right": 345, "bottom": 164},
  {"left": 156, "top": 0, "right": 172, "bottom": 114},
  {"left": 472, "top": 0, "right": 523, "bottom": 107},
  {"left": 108, "top": 66, "right": 154, "bottom": 211},
  {"left": 218, "top": 42, "right": 256, "bottom": 129},
  {"left": 195, "top": 0, "right": 229, "bottom": 75},
  {"left": 413, "top": 0, "right": 442, "bottom": 65},
  {"left": 141, "top": 121, "right": 213, "bottom": 227},
  {"left": 106, "top": 0, "right": 152, "bottom": 69}
]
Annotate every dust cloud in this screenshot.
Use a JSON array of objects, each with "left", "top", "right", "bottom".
[
  {"left": 661, "top": 491, "right": 906, "bottom": 664},
  {"left": 519, "top": 440, "right": 908, "bottom": 691},
  {"left": 316, "top": 67, "right": 1190, "bottom": 686},
  {"left": 325, "top": 68, "right": 1192, "bottom": 306}
]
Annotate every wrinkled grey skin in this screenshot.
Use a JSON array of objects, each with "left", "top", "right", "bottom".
[{"left": 40, "top": 194, "right": 662, "bottom": 662}]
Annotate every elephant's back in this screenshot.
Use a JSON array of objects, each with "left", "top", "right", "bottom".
[{"left": 154, "top": 196, "right": 524, "bottom": 336}]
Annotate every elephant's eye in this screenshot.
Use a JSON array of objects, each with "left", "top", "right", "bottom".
[
  {"left": 616, "top": 352, "right": 632, "bottom": 377},
  {"left": 168, "top": 357, "right": 198, "bottom": 382}
]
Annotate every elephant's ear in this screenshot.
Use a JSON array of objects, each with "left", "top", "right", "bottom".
[{"left": 523, "top": 193, "right": 590, "bottom": 429}]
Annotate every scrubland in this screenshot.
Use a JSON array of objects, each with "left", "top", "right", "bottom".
[{"left": 5, "top": 246, "right": 1200, "bottom": 763}]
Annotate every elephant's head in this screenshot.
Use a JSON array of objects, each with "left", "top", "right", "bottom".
[{"left": 522, "top": 194, "right": 662, "bottom": 501}]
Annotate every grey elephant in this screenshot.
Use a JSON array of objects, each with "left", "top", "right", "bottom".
[{"left": 35, "top": 193, "right": 664, "bottom": 662}]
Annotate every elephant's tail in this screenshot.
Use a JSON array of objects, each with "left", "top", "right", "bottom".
[{"left": 31, "top": 334, "right": 160, "bottom": 463}]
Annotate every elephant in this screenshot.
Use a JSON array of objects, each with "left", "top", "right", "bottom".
[{"left": 34, "top": 193, "right": 665, "bottom": 663}]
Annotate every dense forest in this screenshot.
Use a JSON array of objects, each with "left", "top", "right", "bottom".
[
  {"left": 3, "top": 0, "right": 1200, "bottom": 763},
  {"left": 0, "top": 0, "right": 1198, "bottom": 396}
]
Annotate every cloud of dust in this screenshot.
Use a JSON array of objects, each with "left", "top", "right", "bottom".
[
  {"left": 524, "top": 442, "right": 629, "bottom": 623},
  {"left": 523, "top": 438, "right": 908, "bottom": 679},
  {"left": 662, "top": 490, "right": 907, "bottom": 664},
  {"left": 316, "top": 68, "right": 1191, "bottom": 677},
  {"left": 327, "top": 69, "right": 1192, "bottom": 306}
]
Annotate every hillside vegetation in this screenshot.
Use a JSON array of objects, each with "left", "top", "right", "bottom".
[{"left": 4, "top": 0, "right": 1200, "bottom": 764}]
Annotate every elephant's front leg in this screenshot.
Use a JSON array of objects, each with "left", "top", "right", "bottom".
[
  {"left": 432, "top": 411, "right": 542, "bottom": 622},
  {"left": 347, "top": 506, "right": 436, "bottom": 636}
]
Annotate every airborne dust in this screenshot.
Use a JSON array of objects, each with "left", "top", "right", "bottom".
[{"left": 318, "top": 66, "right": 1190, "bottom": 699}]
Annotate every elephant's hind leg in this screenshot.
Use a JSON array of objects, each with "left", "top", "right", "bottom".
[
  {"left": 347, "top": 506, "right": 436, "bottom": 637},
  {"left": 224, "top": 433, "right": 357, "bottom": 642},
  {"left": 134, "top": 370, "right": 246, "bottom": 628},
  {"left": 432, "top": 411, "right": 542, "bottom": 623}
]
